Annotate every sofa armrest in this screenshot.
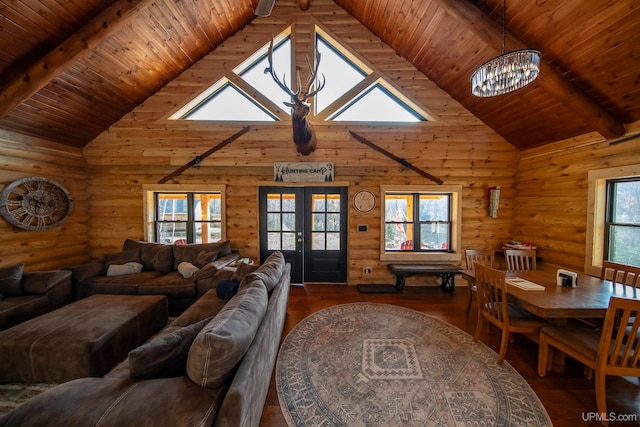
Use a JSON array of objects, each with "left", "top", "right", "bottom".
[
  {"left": 67, "top": 259, "right": 106, "bottom": 283},
  {"left": 196, "top": 267, "right": 235, "bottom": 297},
  {"left": 194, "top": 253, "right": 240, "bottom": 282},
  {"left": 22, "top": 270, "right": 72, "bottom": 295}
]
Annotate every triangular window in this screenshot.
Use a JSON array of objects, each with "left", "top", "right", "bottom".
[
  {"left": 331, "top": 83, "right": 424, "bottom": 122},
  {"left": 182, "top": 80, "right": 276, "bottom": 121},
  {"left": 170, "top": 26, "right": 431, "bottom": 124}
]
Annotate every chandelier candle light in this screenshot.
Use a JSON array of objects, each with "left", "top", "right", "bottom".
[{"left": 471, "top": 0, "right": 541, "bottom": 97}]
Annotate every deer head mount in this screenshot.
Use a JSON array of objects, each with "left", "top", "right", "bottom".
[{"left": 265, "top": 39, "right": 325, "bottom": 155}]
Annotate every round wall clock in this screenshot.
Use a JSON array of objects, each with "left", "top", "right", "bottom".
[
  {"left": 0, "top": 176, "right": 73, "bottom": 231},
  {"left": 353, "top": 190, "right": 376, "bottom": 212}
]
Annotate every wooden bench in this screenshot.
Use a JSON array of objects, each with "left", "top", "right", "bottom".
[{"left": 387, "top": 263, "right": 461, "bottom": 294}]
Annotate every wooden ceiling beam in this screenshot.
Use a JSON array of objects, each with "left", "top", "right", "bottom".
[
  {"left": 435, "top": 0, "right": 625, "bottom": 140},
  {"left": 0, "top": 0, "right": 154, "bottom": 119}
]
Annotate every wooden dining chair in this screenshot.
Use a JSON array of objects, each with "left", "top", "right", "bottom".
[
  {"left": 504, "top": 249, "right": 537, "bottom": 270},
  {"left": 538, "top": 296, "right": 640, "bottom": 426},
  {"left": 473, "top": 263, "right": 549, "bottom": 365},
  {"left": 464, "top": 249, "right": 495, "bottom": 315},
  {"left": 600, "top": 260, "right": 640, "bottom": 288}
]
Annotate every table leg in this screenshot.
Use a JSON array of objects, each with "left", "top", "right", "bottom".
[
  {"left": 394, "top": 275, "right": 405, "bottom": 292},
  {"left": 440, "top": 273, "right": 456, "bottom": 294}
]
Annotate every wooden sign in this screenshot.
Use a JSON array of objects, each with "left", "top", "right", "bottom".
[{"left": 274, "top": 162, "right": 334, "bottom": 182}]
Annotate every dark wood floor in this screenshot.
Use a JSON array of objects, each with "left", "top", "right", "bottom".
[{"left": 259, "top": 284, "right": 640, "bottom": 427}]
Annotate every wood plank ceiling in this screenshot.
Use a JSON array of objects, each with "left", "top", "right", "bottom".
[{"left": 0, "top": 0, "right": 638, "bottom": 150}]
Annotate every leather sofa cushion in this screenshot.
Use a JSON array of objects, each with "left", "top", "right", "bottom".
[
  {"left": 171, "top": 289, "right": 227, "bottom": 328},
  {"left": 122, "top": 239, "right": 174, "bottom": 273},
  {"left": 231, "top": 263, "right": 259, "bottom": 283},
  {"left": 104, "top": 248, "right": 141, "bottom": 266},
  {"left": 137, "top": 272, "right": 197, "bottom": 298},
  {"left": 0, "top": 377, "right": 226, "bottom": 427},
  {"left": 244, "top": 251, "right": 285, "bottom": 292},
  {"left": 22, "top": 270, "right": 72, "bottom": 295},
  {"left": 129, "top": 316, "right": 212, "bottom": 379},
  {"left": 172, "top": 241, "right": 231, "bottom": 270},
  {"left": 187, "top": 277, "right": 268, "bottom": 388},
  {"left": 0, "top": 264, "right": 24, "bottom": 296},
  {"left": 0, "top": 295, "right": 50, "bottom": 330},
  {"left": 194, "top": 250, "right": 217, "bottom": 268}
]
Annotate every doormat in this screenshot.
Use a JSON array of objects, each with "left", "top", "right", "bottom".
[{"left": 356, "top": 284, "right": 401, "bottom": 293}]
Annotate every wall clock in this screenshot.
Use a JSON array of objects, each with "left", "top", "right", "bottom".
[
  {"left": 0, "top": 177, "right": 73, "bottom": 231},
  {"left": 353, "top": 190, "right": 376, "bottom": 213}
]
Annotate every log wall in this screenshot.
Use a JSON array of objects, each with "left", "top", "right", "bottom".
[
  {"left": 513, "top": 123, "right": 640, "bottom": 271},
  {"left": 0, "top": 129, "right": 91, "bottom": 271},
  {"left": 83, "top": 0, "right": 517, "bottom": 285}
]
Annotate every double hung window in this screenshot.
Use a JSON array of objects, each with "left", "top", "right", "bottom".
[
  {"left": 153, "top": 192, "right": 223, "bottom": 244},
  {"left": 604, "top": 178, "right": 640, "bottom": 267},
  {"left": 380, "top": 185, "right": 461, "bottom": 262}
]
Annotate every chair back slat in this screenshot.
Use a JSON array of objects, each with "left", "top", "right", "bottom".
[
  {"left": 465, "top": 249, "right": 495, "bottom": 271},
  {"left": 599, "top": 297, "right": 640, "bottom": 369},
  {"left": 600, "top": 261, "right": 640, "bottom": 287},
  {"left": 475, "top": 263, "right": 508, "bottom": 325},
  {"left": 504, "top": 249, "right": 537, "bottom": 271}
]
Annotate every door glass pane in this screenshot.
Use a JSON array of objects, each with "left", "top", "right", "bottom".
[
  {"left": 282, "top": 232, "right": 297, "bottom": 250},
  {"left": 282, "top": 194, "right": 296, "bottom": 211},
  {"left": 282, "top": 213, "right": 295, "bottom": 231},
  {"left": 312, "top": 232, "right": 325, "bottom": 250},
  {"left": 327, "top": 232, "right": 340, "bottom": 250},
  {"left": 327, "top": 195, "right": 341, "bottom": 212},
  {"left": 312, "top": 195, "right": 326, "bottom": 212},
  {"left": 267, "top": 213, "right": 281, "bottom": 231},
  {"left": 267, "top": 195, "right": 281, "bottom": 212},
  {"left": 267, "top": 232, "right": 281, "bottom": 250},
  {"left": 313, "top": 213, "right": 326, "bottom": 231},
  {"left": 327, "top": 213, "right": 340, "bottom": 231}
]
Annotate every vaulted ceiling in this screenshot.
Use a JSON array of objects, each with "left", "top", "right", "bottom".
[{"left": 1, "top": 0, "right": 639, "bottom": 150}]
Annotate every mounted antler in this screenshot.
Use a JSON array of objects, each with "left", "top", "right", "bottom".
[{"left": 265, "top": 38, "right": 325, "bottom": 155}]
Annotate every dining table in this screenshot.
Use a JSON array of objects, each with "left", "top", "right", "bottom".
[{"left": 461, "top": 262, "right": 640, "bottom": 322}]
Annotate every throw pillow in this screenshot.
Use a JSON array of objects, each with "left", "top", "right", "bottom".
[
  {"left": 106, "top": 262, "right": 144, "bottom": 276},
  {"left": 194, "top": 250, "right": 218, "bottom": 269},
  {"left": 178, "top": 262, "right": 200, "bottom": 279},
  {"left": 216, "top": 279, "right": 239, "bottom": 301},
  {"left": 187, "top": 277, "right": 268, "bottom": 389},
  {"left": 230, "top": 262, "right": 259, "bottom": 283},
  {"left": 245, "top": 251, "right": 284, "bottom": 292},
  {"left": 0, "top": 264, "right": 24, "bottom": 296},
  {"left": 104, "top": 248, "right": 141, "bottom": 267},
  {"left": 129, "top": 316, "right": 213, "bottom": 379}
]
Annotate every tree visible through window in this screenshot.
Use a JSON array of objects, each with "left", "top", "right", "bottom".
[
  {"left": 605, "top": 178, "right": 640, "bottom": 267},
  {"left": 385, "top": 193, "right": 452, "bottom": 252},
  {"left": 155, "top": 193, "right": 222, "bottom": 244}
]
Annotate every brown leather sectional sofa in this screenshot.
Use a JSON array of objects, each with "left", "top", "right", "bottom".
[
  {"left": 68, "top": 239, "right": 240, "bottom": 312},
  {"left": 0, "top": 251, "right": 291, "bottom": 427},
  {"left": 0, "top": 266, "right": 72, "bottom": 330}
]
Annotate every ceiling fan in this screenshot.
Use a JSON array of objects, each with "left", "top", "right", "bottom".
[{"left": 255, "top": 0, "right": 276, "bottom": 17}]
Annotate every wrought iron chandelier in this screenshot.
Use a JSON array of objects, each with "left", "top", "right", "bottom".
[{"left": 471, "top": 0, "right": 541, "bottom": 97}]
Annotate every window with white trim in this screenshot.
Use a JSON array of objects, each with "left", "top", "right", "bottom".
[
  {"left": 143, "top": 185, "right": 226, "bottom": 244},
  {"left": 604, "top": 177, "right": 640, "bottom": 267},
  {"left": 380, "top": 185, "right": 462, "bottom": 262},
  {"left": 585, "top": 165, "right": 640, "bottom": 275}
]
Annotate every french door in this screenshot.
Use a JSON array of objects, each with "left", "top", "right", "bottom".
[{"left": 259, "top": 186, "right": 348, "bottom": 283}]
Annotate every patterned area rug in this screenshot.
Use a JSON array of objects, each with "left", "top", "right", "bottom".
[
  {"left": 0, "top": 383, "right": 58, "bottom": 417},
  {"left": 276, "top": 303, "right": 552, "bottom": 426}
]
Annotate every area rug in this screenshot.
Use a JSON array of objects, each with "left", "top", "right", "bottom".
[
  {"left": 0, "top": 383, "right": 58, "bottom": 417},
  {"left": 276, "top": 303, "right": 552, "bottom": 426}
]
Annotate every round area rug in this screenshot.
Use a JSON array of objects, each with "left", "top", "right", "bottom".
[{"left": 276, "top": 303, "right": 552, "bottom": 426}]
